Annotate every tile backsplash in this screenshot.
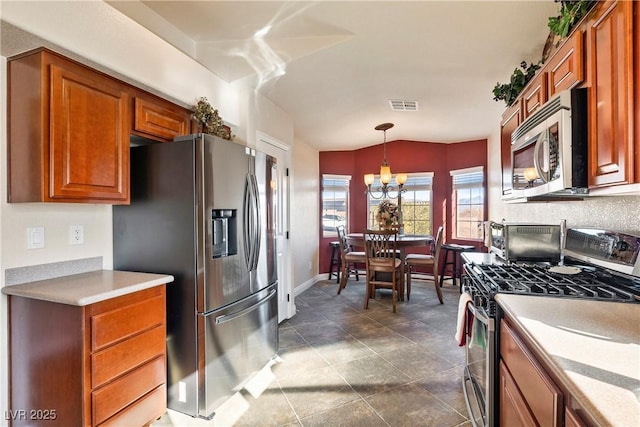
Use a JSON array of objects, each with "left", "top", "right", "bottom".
[
  {"left": 5, "top": 257, "right": 102, "bottom": 286},
  {"left": 496, "top": 195, "right": 640, "bottom": 231}
]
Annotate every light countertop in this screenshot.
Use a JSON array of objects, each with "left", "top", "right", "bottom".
[
  {"left": 496, "top": 294, "right": 640, "bottom": 427},
  {"left": 461, "top": 251, "right": 504, "bottom": 265},
  {"left": 1, "top": 270, "right": 174, "bottom": 306}
]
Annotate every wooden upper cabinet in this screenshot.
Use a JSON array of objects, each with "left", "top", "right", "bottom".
[
  {"left": 500, "top": 102, "right": 522, "bottom": 197},
  {"left": 8, "top": 48, "right": 130, "bottom": 204},
  {"left": 521, "top": 71, "right": 548, "bottom": 120},
  {"left": 586, "top": 0, "right": 635, "bottom": 188},
  {"left": 546, "top": 30, "right": 585, "bottom": 97},
  {"left": 635, "top": 0, "right": 640, "bottom": 183},
  {"left": 131, "top": 93, "right": 192, "bottom": 143}
]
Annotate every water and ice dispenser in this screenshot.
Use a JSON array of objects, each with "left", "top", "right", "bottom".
[{"left": 212, "top": 209, "right": 237, "bottom": 258}]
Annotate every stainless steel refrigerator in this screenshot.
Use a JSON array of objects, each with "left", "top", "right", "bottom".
[{"left": 113, "top": 133, "right": 278, "bottom": 419}]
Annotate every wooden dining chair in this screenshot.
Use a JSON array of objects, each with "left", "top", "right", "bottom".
[
  {"left": 336, "top": 225, "right": 366, "bottom": 294},
  {"left": 363, "top": 229, "right": 403, "bottom": 312},
  {"left": 404, "top": 225, "right": 444, "bottom": 304}
]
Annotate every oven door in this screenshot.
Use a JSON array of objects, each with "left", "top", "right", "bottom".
[{"left": 462, "top": 301, "right": 496, "bottom": 427}]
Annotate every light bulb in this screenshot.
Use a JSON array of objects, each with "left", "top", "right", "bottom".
[
  {"left": 380, "top": 165, "right": 392, "bottom": 184},
  {"left": 364, "top": 174, "right": 375, "bottom": 185}
]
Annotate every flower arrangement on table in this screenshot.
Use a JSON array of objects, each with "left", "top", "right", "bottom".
[{"left": 375, "top": 200, "right": 399, "bottom": 228}]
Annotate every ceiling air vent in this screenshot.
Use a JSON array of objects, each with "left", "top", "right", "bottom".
[{"left": 389, "top": 99, "right": 419, "bottom": 111}]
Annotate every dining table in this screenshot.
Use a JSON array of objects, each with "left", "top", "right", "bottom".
[
  {"left": 346, "top": 233, "right": 434, "bottom": 301},
  {"left": 346, "top": 233, "right": 433, "bottom": 250}
]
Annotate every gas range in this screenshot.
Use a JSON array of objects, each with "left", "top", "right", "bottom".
[
  {"left": 461, "top": 227, "right": 640, "bottom": 427},
  {"left": 463, "top": 228, "right": 640, "bottom": 314},
  {"left": 464, "top": 262, "right": 639, "bottom": 310}
]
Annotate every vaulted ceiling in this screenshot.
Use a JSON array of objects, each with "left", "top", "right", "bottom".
[{"left": 107, "top": 0, "right": 560, "bottom": 150}]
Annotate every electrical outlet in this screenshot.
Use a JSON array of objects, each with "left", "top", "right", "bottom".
[
  {"left": 69, "top": 225, "right": 84, "bottom": 245},
  {"left": 27, "top": 227, "right": 45, "bottom": 249}
]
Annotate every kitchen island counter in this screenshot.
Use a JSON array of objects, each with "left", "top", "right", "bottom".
[
  {"left": 496, "top": 294, "right": 640, "bottom": 427},
  {"left": 1, "top": 269, "right": 174, "bottom": 305}
]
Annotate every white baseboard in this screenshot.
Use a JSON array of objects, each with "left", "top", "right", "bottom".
[{"left": 293, "top": 273, "right": 326, "bottom": 297}]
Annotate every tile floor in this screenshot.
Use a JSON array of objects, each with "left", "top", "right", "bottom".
[{"left": 154, "top": 275, "right": 470, "bottom": 427}]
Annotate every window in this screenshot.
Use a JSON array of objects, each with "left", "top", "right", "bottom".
[
  {"left": 367, "top": 173, "right": 433, "bottom": 235},
  {"left": 322, "top": 174, "right": 350, "bottom": 237},
  {"left": 451, "top": 166, "right": 485, "bottom": 240}
]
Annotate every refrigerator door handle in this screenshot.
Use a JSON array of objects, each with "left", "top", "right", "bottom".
[
  {"left": 249, "top": 173, "right": 262, "bottom": 271},
  {"left": 243, "top": 174, "right": 252, "bottom": 269},
  {"left": 243, "top": 173, "right": 261, "bottom": 271},
  {"left": 214, "top": 288, "right": 276, "bottom": 325}
]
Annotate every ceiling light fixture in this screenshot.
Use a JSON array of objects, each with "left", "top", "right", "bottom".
[{"left": 364, "top": 122, "right": 407, "bottom": 200}]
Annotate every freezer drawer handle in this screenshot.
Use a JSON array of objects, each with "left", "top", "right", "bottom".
[{"left": 215, "top": 288, "right": 276, "bottom": 325}]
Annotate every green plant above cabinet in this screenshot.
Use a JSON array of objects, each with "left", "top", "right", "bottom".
[
  {"left": 548, "top": 0, "right": 597, "bottom": 38},
  {"left": 492, "top": 61, "right": 542, "bottom": 107}
]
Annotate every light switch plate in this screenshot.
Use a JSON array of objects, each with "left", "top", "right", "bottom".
[{"left": 27, "top": 227, "right": 45, "bottom": 249}]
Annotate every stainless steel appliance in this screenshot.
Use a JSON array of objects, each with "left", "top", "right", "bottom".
[
  {"left": 113, "top": 133, "right": 278, "bottom": 419},
  {"left": 461, "top": 228, "right": 640, "bottom": 427},
  {"left": 509, "top": 88, "right": 588, "bottom": 199},
  {"left": 488, "top": 221, "right": 562, "bottom": 263}
]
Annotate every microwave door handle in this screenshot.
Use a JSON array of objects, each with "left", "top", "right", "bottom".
[{"left": 533, "top": 129, "right": 549, "bottom": 183}]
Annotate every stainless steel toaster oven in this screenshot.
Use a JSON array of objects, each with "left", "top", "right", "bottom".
[{"left": 489, "top": 222, "right": 562, "bottom": 263}]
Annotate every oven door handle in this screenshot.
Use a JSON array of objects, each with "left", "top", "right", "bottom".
[{"left": 468, "top": 303, "right": 490, "bottom": 325}]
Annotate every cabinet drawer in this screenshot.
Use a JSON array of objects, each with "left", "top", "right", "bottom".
[
  {"left": 93, "top": 356, "right": 165, "bottom": 425},
  {"left": 500, "top": 320, "right": 562, "bottom": 426},
  {"left": 98, "top": 384, "right": 166, "bottom": 427},
  {"left": 92, "top": 325, "right": 165, "bottom": 388},
  {"left": 91, "top": 294, "right": 164, "bottom": 351},
  {"left": 134, "top": 97, "right": 190, "bottom": 141}
]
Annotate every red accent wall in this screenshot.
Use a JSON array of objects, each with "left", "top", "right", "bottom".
[{"left": 319, "top": 138, "right": 487, "bottom": 274}]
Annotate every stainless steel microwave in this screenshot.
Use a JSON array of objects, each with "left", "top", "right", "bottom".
[{"left": 509, "top": 88, "right": 588, "bottom": 199}]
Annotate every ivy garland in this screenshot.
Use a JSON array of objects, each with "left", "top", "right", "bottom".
[{"left": 492, "top": 61, "right": 541, "bottom": 107}]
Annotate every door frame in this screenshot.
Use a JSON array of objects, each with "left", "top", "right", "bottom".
[{"left": 256, "top": 131, "right": 294, "bottom": 322}]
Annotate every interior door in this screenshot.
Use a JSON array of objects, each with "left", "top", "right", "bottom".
[{"left": 256, "top": 132, "right": 293, "bottom": 323}]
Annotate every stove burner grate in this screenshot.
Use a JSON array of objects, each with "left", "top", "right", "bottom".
[{"left": 465, "top": 263, "right": 639, "bottom": 303}]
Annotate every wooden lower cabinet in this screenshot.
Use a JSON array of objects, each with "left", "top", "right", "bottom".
[{"left": 7, "top": 286, "right": 167, "bottom": 427}]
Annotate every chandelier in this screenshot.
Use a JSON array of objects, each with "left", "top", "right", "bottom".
[{"left": 364, "top": 122, "right": 407, "bottom": 200}]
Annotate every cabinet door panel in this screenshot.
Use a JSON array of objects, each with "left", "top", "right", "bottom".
[
  {"left": 499, "top": 361, "right": 537, "bottom": 427},
  {"left": 521, "top": 72, "right": 548, "bottom": 120},
  {"left": 134, "top": 97, "right": 191, "bottom": 141},
  {"left": 50, "top": 63, "right": 129, "bottom": 201},
  {"left": 501, "top": 321, "right": 562, "bottom": 426},
  {"left": 587, "top": 0, "right": 634, "bottom": 187},
  {"left": 501, "top": 103, "right": 522, "bottom": 197},
  {"left": 547, "top": 31, "right": 584, "bottom": 96}
]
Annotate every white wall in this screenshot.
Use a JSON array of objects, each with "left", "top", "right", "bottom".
[
  {"left": 291, "top": 138, "right": 320, "bottom": 285},
  {"left": 487, "top": 129, "right": 640, "bottom": 230},
  {"left": 0, "top": 1, "right": 319, "bottom": 422}
]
